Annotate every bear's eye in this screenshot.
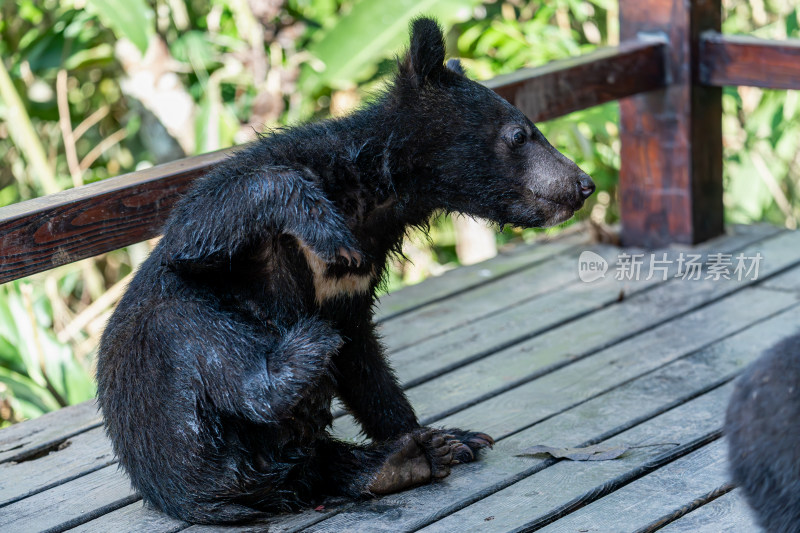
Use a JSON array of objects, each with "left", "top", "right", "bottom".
[{"left": 512, "top": 130, "right": 526, "bottom": 146}]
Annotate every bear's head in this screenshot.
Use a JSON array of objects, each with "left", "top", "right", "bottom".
[{"left": 392, "top": 17, "right": 594, "bottom": 228}]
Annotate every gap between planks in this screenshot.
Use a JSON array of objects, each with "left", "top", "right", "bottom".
[{"left": 653, "top": 487, "right": 759, "bottom": 532}]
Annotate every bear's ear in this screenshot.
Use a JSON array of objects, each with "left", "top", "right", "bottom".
[
  {"left": 400, "top": 17, "right": 445, "bottom": 88},
  {"left": 446, "top": 58, "right": 465, "bottom": 76}
]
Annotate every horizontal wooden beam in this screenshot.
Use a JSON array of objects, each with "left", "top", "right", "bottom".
[
  {"left": 0, "top": 42, "right": 670, "bottom": 284},
  {"left": 699, "top": 31, "right": 800, "bottom": 89},
  {"left": 0, "top": 148, "right": 238, "bottom": 284},
  {"left": 485, "top": 39, "right": 668, "bottom": 123}
]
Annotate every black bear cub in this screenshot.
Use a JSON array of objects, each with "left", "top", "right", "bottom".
[
  {"left": 726, "top": 332, "right": 800, "bottom": 533},
  {"left": 97, "top": 18, "right": 594, "bottom": 524}
]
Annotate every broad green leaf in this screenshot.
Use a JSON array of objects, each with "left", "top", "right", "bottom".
[
  {"left": 171, "top": 31, "right": 218, "bottom": 70},
  {"left": 301, "top": 0, "right": 482, "bottom": 93},
  {"left": 64, "top": 43, "right": 114, "bottom": 70},
  {"left": 4, "top": 288, "right": 41, "bottom": 385},
  {"left": 85, "top": 0, "right": 154, "bottom": 55},
  {"left": 0, "top": 290, "right": 19, "bottom": 348},
  {"left": 195, "top": 92, "right": 239, "bottom": 154},
  {"left": 0, "top": 335, "right": 25, "bottom": 377},
  {"left": 776, "top": 123, "right": 800, "bottom": 162},
  {"left": 0, "top": 367, "right": 58, "bottom": 416},
  {"left": 726, "top": 151, "right": 773, "bottom": 223},
  {"left": 788, "top": 8, "right": 800, "bottom": 37},
  {"left": 21, "top": 29, "right": 68, "bottom": 72},
  {"left": 62, "top": 356, "right": 97, "bottom": 404},
  {"left": 18, "top": 0, "right": 44, "bottom": 24}
]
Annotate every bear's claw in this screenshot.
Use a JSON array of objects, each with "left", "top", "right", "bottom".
[
  {"left": 441, "top": 428, "right": 494, "bottom": 463},
  {"left": 338, "top": 247, "right": 363, "bottom": 267}
]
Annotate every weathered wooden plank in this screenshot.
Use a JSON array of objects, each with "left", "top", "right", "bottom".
[
  {"left": 383, "top": 224, "right": 781, "bottom": 375},
  {"left": 656, "top": 488, "right": 760, "bottom": 533},
  {"left": 65, "top": 503, "right": 188, "bottom": 533},
  {"left": 70, "top": 499, "right": 357, "bottom": 533},
  {"left": 0, "top": 464, "right": 138, "bottom": 532},
  {"left": 538, "top": 439, "right": 731, "bottom": 533},
  {"left": 0, "top": 401, "right": 101, "bottom": 465},
  {"left": 618, "top": 0, "right": 723, "bottom": 247},
  {"left": 180, "top": 507, "right": 343, "bottom": 533},
  {"left": 416, "top": 312, "right": 800, "bottom": 532},
  {"left": 378, "top": 244, "right": 619, "bottom": 353},
  {"left": 333, "top": 230, "right": 800, "bottom": 439},
  {"left": 485, "top": 40, "right": 667, "bottom": 123},
  {"left": 312, "top": 298, "right": 800, "bottom": 531},
  {"left": 420, "top": 387, "right": 732, "bottom": 533},
  {"left": 374, "top": 232, "right": 587, "bottom": 322},
  {"left": 632, "top": 483, "right": 737, "bottom": 533},
  {"left": 412, "top": 283, "right": 800, "bottom": 532},
  {"left": 427, "top": 283, "right": 797, "bottom": 444},
  {"left": 0, "top": 427, "right": 114, "bottom": 507},
  {"left": 386, "top": 231, "right": 773, "bottom": 391},
  {"left": 385, "top": 224, "right": 781, "bottom": 386},
  {"left": 761, "top": 261, "right": 800, "bottom": 292},
  {"left": 699, "top": 32, "right": 800, "bottom": 90},
  {"left": 389, "top": 275, "right": 628, "bottom": 389},
  {"left": 1, "top": 446, "right": 340, "bottom": 533},
  {"left": 0, "top": 148, "right": 235, "bottom": 285},
  {"left": 70, "top": 497, "right": 342, "bottom": 533}
]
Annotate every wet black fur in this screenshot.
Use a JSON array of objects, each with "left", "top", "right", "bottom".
[
  {"left": 97, "top": 18, "right": 592, "bottom": 524},
  {"left": 726, "top": 332, "right": 800, "bottom": 533}
]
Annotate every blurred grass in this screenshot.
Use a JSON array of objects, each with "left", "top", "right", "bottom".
[{"left": 0, "top": 0, "right": 798, "bottom": 424}]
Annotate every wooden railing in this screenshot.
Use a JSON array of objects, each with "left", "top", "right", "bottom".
[{"left": 2, "top": 0, "right": 800, "bottom": 284}]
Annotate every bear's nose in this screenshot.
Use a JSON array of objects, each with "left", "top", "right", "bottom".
[{"left": 577, "top": 174, "right": 595, "bottom": 200}]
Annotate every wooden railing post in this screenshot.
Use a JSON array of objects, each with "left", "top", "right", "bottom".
[{"left": 618, "top": 0, "right": 723, "bottom": 247}]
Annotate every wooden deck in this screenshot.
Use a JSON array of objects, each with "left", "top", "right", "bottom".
[{"left": 3, "top": 223, "right": 797, "bottom": 532}]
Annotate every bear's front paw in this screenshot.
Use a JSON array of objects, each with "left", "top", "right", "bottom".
[
  {"left": 440, "top": 428, "right": 495, "bottom": 463},
  {"left": 300, "top": 233, "right": 364, "bottom": 269}
]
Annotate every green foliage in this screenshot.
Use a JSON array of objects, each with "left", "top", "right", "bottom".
[
  {"left": 721, "top": 0, "right": 800, "bottom": 227},
  {"left": 299, "top": 0, "right": 481, "bottom": 93},
  {"left": 85, "top": 0, "right": 155, "bottom": 54},
  {"left": 0, "top": 280, "right": 95, "bottom": 426}
]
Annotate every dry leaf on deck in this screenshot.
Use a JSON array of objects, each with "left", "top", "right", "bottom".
[{"left": 515, "top": 442, "right": 677, "bottom": 461}]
